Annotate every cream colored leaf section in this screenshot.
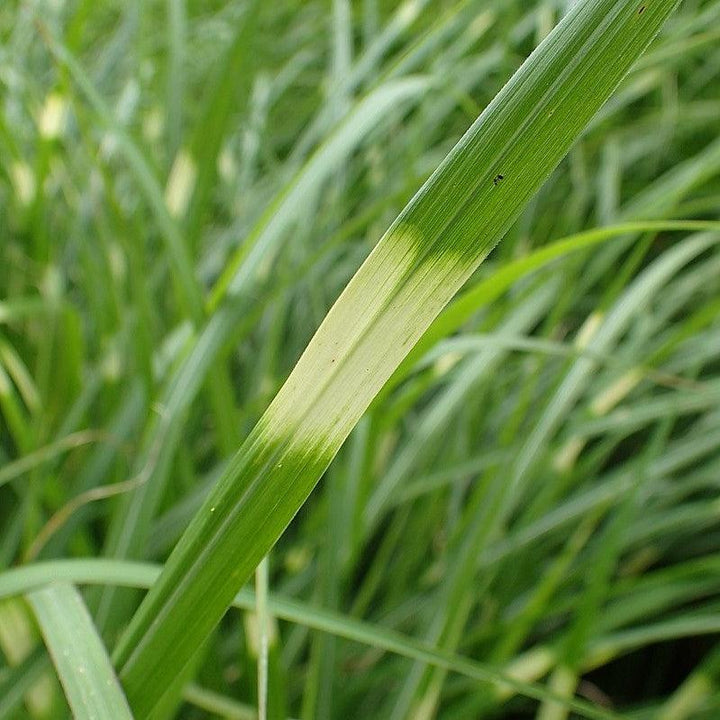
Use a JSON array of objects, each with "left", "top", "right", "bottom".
[{"left": 264, "top": 224, "right": 477, "bottom": 451}]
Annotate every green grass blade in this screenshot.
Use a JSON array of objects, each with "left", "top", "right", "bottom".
[
  {"left": 0, "top": 648, "right": 48, "bottom": 720},
  {"left": 0, "top": 560, "right": 616, "bottom": 720},
  {"left": 0, "top": 430, "right": 102, "bottom": 490},
  {"left": 36, "top": 22, "right": 203, "bottom": 321},
  {"left": 180, "top": 0, "right": 260, "bottom": 251},
  {"left": 27, "top": 582, "right": 134, "bottom": 720},
  {"left": 256, "top": 556, "right": 270, "bottom": 720},
  {"left": 384, "top": 219, "right": 720, "bottom": 400},
  {"left": 182, "top": 684, "right": 260, "bottom": 720},
  {"left": 208, "top": 76, "right": 430, "bottom": 309},
  {"left": 165, "top": 0, "right": 185, "bottom": 161},
  {"left": 113, "top": 2, "right": 681, "bottom": 714}
]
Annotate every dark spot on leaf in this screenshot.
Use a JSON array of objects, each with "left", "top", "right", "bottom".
[
  {"left": 493, "top": 174, "right": 505, "bottom": 186},
  {"left": 638, "top": 5, "right": 645, "bottom": 13}
]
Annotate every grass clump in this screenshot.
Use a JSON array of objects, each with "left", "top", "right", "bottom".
[{"left": 2, "top": 0, "right": 720, "bottom": 719}]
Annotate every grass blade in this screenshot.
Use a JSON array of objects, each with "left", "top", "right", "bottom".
[
  {"left": 27, "top": 583, "right": 133, "bottom": 720},
  {"left": 0, "top": 560, "right": 615, "bottom": 720},
  {"left": 36, "top": 22, "right": 203, "bottom": 320},
  {"left": 114, "top": 1, "right": 681, "bottom": 714},
  {"left": 0, "top": 648, "right": 48, "bottom": 720},
  {"left": 208, "top": 76, "right": 430, "bottom": 308}
]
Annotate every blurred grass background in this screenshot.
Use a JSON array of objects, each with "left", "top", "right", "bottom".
[{"left": 1, "top": 0, "right": 720, "bottom": 718}]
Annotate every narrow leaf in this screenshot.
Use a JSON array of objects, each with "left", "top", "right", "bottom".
[
  {"left": 0, "top": 560, "right": 615, "bottom": 720},
  {"left": 116, "top": 1, "right": 681, "bottom": 714},
  {"left": 27, "top": 582, "right": 133, "bottom": 720}
]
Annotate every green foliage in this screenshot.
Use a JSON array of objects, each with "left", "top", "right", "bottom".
[
  {"left": 2, "top": 1, "right": 720, "bottom": 719},
  {"left": 28, "top": 583, "right": 133, "bottom": 720}
]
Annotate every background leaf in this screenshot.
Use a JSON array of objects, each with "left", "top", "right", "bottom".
[{"left": 27, "top": 583, "right": 133, "bottom": 719}]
